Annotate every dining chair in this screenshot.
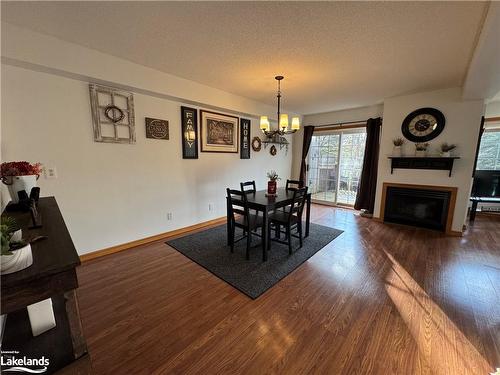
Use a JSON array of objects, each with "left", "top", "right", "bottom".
[
  {"left": 240, "top": 180, "right": 259, "bottom": 216},
  {"left": 267, "top": 187, "right": 308, "bottom": 254},
  {"left": 240, "top": 180, "right": 256, "bottom": 194},
  {"left": 275, "top": 179, "right": 305, "bottom": 219},
  {"left": 286, "top": 179, "right": 303, "bottom": 190},
  {"left": 226, "top": 188, "right": 263, "bottom": 260}
]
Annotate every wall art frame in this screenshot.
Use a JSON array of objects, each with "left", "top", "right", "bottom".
[
  {"left": 89, "top": 84, "right": 136, "bottom": 144},
  {"left": 251, "top": 136, "right": 262, "bottom": 152},
  {"left": 181, "top": 106, "right": 198, "bottom": 159},
  {"left": 145, "top": 117, "right": 169, "bottom": 140},
  {"left": 240, "top": 118, "right": 251, "bottom": 159},
  {"left": 200, "top": 110, "right": 239, "bottom": 153}
]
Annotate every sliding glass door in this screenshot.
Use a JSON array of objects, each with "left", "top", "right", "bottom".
[{"left": 307, "top": 128, "right": 366, "bottom": 206}]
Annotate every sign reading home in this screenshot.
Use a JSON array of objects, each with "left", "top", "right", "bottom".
[
  {"left": 145, "top": 117, "right": 169, "bottom": 140},
  {"left": 240, "top": 118, "right": 251, "bottom": 159}
]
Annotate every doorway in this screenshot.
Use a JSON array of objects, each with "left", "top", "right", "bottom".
[{"left": 307, "top": 128, "right": 366, "bottom": 206}]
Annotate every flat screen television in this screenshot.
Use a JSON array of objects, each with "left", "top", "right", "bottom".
[{"left": 471, "top": 170, "right": 500, "bottom": 197}]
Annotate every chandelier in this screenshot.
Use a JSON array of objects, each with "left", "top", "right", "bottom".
[{"left": 260, "top": 76, "right": 300, "bottom": 137}]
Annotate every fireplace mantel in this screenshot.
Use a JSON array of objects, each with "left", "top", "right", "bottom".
[{"left": 387, "top": 156, "right": 460, "bottom": 177}]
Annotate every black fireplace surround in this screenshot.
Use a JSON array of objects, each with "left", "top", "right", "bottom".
[{"left": 384, "top": 186, "right": 451, "bottom": 231}]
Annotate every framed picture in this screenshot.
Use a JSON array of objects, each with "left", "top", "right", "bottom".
[
  {"left": 240, "top": 118, "right": 251, "bottom": 159},
  {"left": 181, "top": 106, "right": 198, "bottom": 159},
  {"left": 200, "top": 110, "right": 239, "bottom": 153},
  {"left": 145, "top": 117, "right": 169, "bottom": 140},
  {"left": 89, "top": 84, "right": 136, "bottom": 144}
]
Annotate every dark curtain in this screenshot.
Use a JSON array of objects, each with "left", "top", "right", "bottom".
[
  {"left": 354, "top": 117, "right": 382, "bottom": 213},
  {"left": 472, "top": 116, "right": 485, "bottom": 177},
  {"left": 299, "top": 125, "right": 315, "bottom": 185}
]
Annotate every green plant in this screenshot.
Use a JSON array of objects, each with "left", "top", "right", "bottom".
[
  {"left": 440, "top": 143, "right": 456, "bottom": 152},
  {"left": 266, "top": 170, "right": 281, "bottom": 181},
  {"left": 415, "top": 143, "right": 429, "bottom": 151},
  {"left": 393, "top": 137, "right": 405, "bottom": 146},
  {"left": 1, "top": 216, "right": 25, "bottom": 256}
]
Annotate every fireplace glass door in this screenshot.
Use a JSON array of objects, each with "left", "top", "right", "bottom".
[
  {"left": 384, "top": 187, "right": 451, "bottom": 231},
  {"left": 307, "top": 129, "right": 366, "bottom": 206}
]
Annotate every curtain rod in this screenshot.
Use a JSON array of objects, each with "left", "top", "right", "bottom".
[{"left": 312, "top": 118, "right": 382, "bottom": 128}]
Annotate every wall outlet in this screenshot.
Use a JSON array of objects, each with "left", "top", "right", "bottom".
[
  {"left": 44, "top": 167, "right": 57, "bottom": 179},
  {"left": 208, "top": 203, "right": 214, "bottom": 212},
  {"left": 167, "top": 212, "right": 173, "bottom": 220}
]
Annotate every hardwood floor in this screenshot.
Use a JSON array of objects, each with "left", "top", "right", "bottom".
[{"left": 77, "top": 205, "right": 500, "bottom": 374}]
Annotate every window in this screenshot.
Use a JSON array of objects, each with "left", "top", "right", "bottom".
[
  {"left": 307, "top": 128, "right": 366, "bottom": 205},
  {"left": 476, "top": 130, "right": 500, "bottom": 170}
]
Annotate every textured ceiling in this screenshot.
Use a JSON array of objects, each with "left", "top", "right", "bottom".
[{"left": 1, "top": 1, "right": 488, "bottom": 114}]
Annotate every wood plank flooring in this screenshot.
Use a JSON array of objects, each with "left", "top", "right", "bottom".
[{"left": 77, "top": 206, "right": 500, "bottom": 374}]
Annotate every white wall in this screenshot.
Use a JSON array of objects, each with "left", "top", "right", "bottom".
[
  {"left": 303, "top": 104, "right": 384, "bottom": 126},
  {"left": 1, "top": 28, "right": 294, "bottom": 254},
  {"left": 485, "top": 100, "right": 500, "bottom": 117},
  {"left": 374, "top": 88, "right": 485, "bottom": 232},
  {"left": 1, "top": 23, "right": 291, "bottom": 121}
]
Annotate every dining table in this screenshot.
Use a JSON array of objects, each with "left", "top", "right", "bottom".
[{"left": 226, "top": 187, "right": 312, "bottom": 261}]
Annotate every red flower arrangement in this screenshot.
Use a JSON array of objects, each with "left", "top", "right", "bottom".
[{"left": 1, "top": 161, "right": 42, "bottom": 184}]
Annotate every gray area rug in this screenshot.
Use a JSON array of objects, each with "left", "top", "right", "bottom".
[{"left": 166, "top": 223, "right": 343, "bottom": 299}]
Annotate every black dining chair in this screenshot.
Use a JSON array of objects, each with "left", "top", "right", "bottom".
[
  {"left": 226, "top": 188, "right": 263, "bottom": 260},
  {"left": 240, "top": 180, "right": 259, "bottom": 216},
  {"left": 267, "top": 187, "right": 308, "bottom": 254},
  {"left": 240, "top": 180, "right": 256, "bottom": 194},
  {"left": 286, "top": 179, "right": 303, "bottom": 190},
  {"left": 275, "top": 179, "right": 305, "bottom": 218}
]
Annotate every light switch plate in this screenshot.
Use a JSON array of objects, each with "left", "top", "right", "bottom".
[{"left": 45, "top": 167, "right": 57, "bottom": 179}]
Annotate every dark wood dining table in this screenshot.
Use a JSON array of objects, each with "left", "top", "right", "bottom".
[{"left": 226, "top": 188, "right": 312, "bottom": 261}]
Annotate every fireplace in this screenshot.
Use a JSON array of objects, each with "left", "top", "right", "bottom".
[{"left": 381, "top": 183, "right": 457, "bottom": 233}]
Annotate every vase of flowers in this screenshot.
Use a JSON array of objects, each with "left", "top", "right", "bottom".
[
  {"left": 1, "top": 161, "right": 42, "bottom": 203},
  {"left": 414, "top": 143, "right": 429, "bottom": 157},
  {"left": 1, "top": 216, "right": 33, "bottom": 275},
  {"left": 266, "top": 170, "right": 280, "bottom": 196},
  {"left": 392, "top": 137, "right": 405, "bottom": 157},
  {"left": 440, "top": 143, "right": 456, "bottom": 157}
]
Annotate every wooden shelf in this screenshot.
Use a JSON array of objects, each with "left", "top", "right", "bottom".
[
  {"left": 262, "top": 135, "right": 289, "bottom": 153},
  {"left": 388, "top": 156, "right": 460, "bottom": 177}
]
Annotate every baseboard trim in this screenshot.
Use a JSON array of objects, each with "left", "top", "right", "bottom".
[{"left": 80, "top": 216, "right": 226, "bottom": 262}]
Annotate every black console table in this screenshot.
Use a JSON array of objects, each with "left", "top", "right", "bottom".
[
  {"left": 388, "top": 156, "right": 460, "bottom": 177},
  {"left": 1, "top": 197, "right": 90, "bottom": 374},
  {"left": 469, "top": 196, "right": 500, "bottom": 222}
]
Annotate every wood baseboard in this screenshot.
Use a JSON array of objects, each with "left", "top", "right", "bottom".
[{"left": 80, "top": 216, "right": 226, "bottom": 262}]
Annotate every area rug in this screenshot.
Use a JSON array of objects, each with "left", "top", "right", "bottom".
[{"left": 166, "top": 223, "right": 343, "bottom": 299}]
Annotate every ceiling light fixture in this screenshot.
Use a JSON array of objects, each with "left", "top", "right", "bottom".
[{"left": 260, "top": 76, "right": 300, "bottom": 137}]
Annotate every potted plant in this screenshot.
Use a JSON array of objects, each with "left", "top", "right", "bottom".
[
  {"left": 392, "top": 137, "right": 405, "bottom": 157},
  {"left": 1, "top": 161, "right": 42, "bottom": 203},
  {"left": 266, "top": 170, "right": 281, "bottom": 196},
  {"left": 414, "top": 143, "right": 429, "bottom": 157},
  {"left": 440, "top": 143, "right": 456, "bottom": 157},
  {"left": 1, "top": 216, "right": 33, "bottom": 275}
]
